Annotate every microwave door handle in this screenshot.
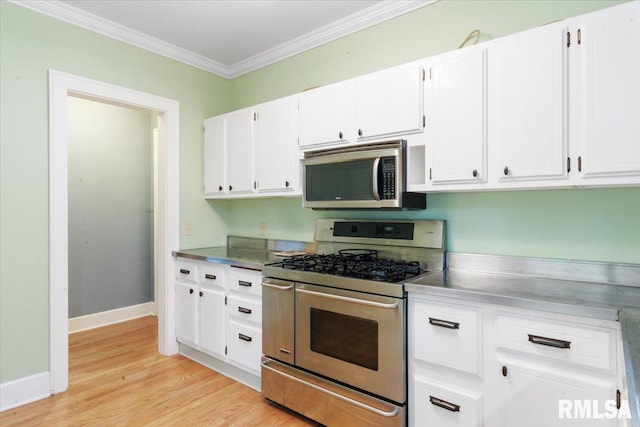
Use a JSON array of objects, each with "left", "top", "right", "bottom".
[{"left": 372, "top": 157, "right": 381, "bottom": 201}]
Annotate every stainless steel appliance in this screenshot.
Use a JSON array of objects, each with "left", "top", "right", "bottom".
[
  {"left": 302, "top": 140, "right": 426, "bottom": 210},
  {"left": 261, "top": 219, "right": 445, "bottom": 427}
]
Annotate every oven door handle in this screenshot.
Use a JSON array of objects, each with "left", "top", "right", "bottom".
[
  {"left": 296, "top": 288, "right": 399, "bottom": 309},
  {"left": 261, "top": 360, "right": 400, "bottom": 418},
  {"left": 261, "top": 282, "right": 294, "bottom": 291}
]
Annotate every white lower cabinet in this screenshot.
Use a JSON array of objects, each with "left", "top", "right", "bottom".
[
  {"left": 413, "top": 377, "right": 483, "bottom": 427},
  {"left": 409, "top": 293, "right": 627, "bottom": 427},
  {"left": 175, "top": 259, "right": 263, "bottom": 381}
]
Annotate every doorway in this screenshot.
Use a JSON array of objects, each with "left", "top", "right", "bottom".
[{"left": 49, "top": 71, "right": 180, "bottom": 394}]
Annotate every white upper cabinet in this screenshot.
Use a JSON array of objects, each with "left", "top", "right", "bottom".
[
  {"left": 571, "top": 1, "right": 640, "bottom": 183},
  {"left": 354, "top": 62, "right": 424, "bottom": 141},
  {"left": 427, "top": 47, "right": 488, "bottom": 186},
  {"left": 203, "top": 116, "right": 226, "bottom": 196},
  {"left": 298, "top": 82, "right": 352, "bottom": 149},
  {"left": 254, "top": 97, "right": 299, "bottom": 193},
  {"left": 226, "top": 109, "right": 254, "bottom": 195},
  {"left": 491, "top": 22, "right": 569, "bottom": 184}
]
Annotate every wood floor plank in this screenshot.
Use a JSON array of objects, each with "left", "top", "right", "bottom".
[{"left": 0, "top": 316, "right": 319, "bottom": 426}]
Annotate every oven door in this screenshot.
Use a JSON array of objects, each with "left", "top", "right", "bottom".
[{"left": 295, "top": 283, "right": 405, "bottom": 403}]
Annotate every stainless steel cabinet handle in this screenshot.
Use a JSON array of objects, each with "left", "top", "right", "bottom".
[
  {"left": 528, "top": 334, "right": 571, "bottom": 349},
  {"left": 428, "top": 317, "right": 460, "bottom": 329},
  {"left": 179, "top": 268, "right": 190, "bottom": 275},
  {"left": 204, "top": 274, "right": 216, "bottom": 280},
  {"left": 238, "top": 280, "right": 252, "bottom": 287},
  {"left": 261, "top": 282, "right": 293, "bottom": 291},
  {"left": 297, "top": 288, "right": 398, "bottom": 309},
  {"left": 238, "top": 307, "right": 252, "bottom": 314},
  {"left": 261, "top": 360, "right": 399, "bottom": 418},
  {"left": 238, "top": 333, "right": 253, "bottom": 342},
  {"left": 430, "top": 396, "right": 460, "bottom": 412}
]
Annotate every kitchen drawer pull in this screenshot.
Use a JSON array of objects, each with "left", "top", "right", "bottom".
[
  {"left": 261, "top": 360, "right": 399, "bottom": 418},
  {"left": 238, "top": 306, "right": 252, "bottom": 314},
  {"left": 528, "top": 334, "right": 571, "bottom": 349},
  {"left": 297, "top": 288, "right": 398, "bottom": 309},
  {"left": 179, "top": 268, "right": 190, "bottom": 275},
  {"left": 238, "top": 333, "right": 253, "bottom": 342},
  {"left": 238, "top": 280, "right": 252, "bottom": 287},
  {"left": 204, "top": 274, "right": 217, "bottom": 280},
  {"left": 428, "top": 317, "right": 460, "bottom": 329},
  {"left": 261, "top": 282, "right": 293, "bottom": 291},
  {"left": 429, "top": 396, "right": 460, "bottom": 412}
]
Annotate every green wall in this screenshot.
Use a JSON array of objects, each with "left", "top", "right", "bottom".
[{"left": 0, "top": 2, "right": 229, "bottom": 383}]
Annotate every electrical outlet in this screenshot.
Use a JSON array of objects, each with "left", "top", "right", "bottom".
[
  {"left": 185, "top": 223, "right": 192, "bottom": 236},
  {"left": 260, "top": 222, "right": 266, "bottom": 237}
]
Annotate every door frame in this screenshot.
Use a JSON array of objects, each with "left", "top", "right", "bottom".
[{"left": 48, "top": 70, "right": 180, "bottom": 393}]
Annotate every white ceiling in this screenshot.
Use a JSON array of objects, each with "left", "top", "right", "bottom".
[{"left": 14, "top": 0, "right": 436, "bottom": 78}]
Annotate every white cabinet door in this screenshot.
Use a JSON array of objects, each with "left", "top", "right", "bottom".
[
  {"left": 298, "top": 82, "right": 351, "bottom": 149},
  {"left": 227, "top": 320, "right": 262, "bottom": 373},
  {"left": 428, "top": 48, "right": 487, "bottom": 185},
  {"left": 497, "top": 359, "right": 618, "bottom": 427},
  {"left": 254, "top": 97, "right": 298, "bottom": 193},
  {"left": 175, "top": 281, "right": 197, "bottom": 345},
  {"left": 573, "top": 1, "right": 640, "bottom": 181},
  {"left": 198, "top": 286, "right": 226, "bottom": 359},
  {"left": 412, "top": 376, "right": 483, "bottom": 427},
  {"left": 492, "top": 23, "right": 568, "bottom": 183},
  {"left": 226, "top": 109, "right": 254, "bottom": 195},
  {"left": 203, "top": 116, "right": 226, "bottom": 196},
  {"left": 355, "top": 63, "right": 424, "bottom": 141}
]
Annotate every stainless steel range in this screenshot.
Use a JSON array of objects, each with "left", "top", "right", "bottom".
[{"left": 261, "top": 219, "right": 445, "bottom": 427}]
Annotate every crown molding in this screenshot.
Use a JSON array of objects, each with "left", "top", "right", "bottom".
[{"left": 9, "top": 0, "right": 437, "bottom": 79}]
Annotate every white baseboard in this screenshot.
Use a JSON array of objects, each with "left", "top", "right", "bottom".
[
  {"left": 69, "top": 302, "right": 156, "bottom": 334},
  {"left": 0, "top": 372, "right": 50, "bottom": 412}
]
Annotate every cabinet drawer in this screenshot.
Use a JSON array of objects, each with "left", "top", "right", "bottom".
[
  {"left": 228, "top": 267, "right": 262, "bottom": 296},
  {"left": 412, "top": 375, "right": 482, "bottom": 427},
  {"left": 227, "top": 320, "right": 262, "bottom": 373},
  {"left": 412, "top": 299, "right": 482, "bottom": 376},
  {"left": 495, "top": 313, "right": 616, "bottom": 372},
  {"left": 199, "top": 264, "right": 225, "bottom": 289},
  {"left": 227, "top": 295, "right": 262, "bottom": 325},
  {"left": 175, "top": 259, "right": 198, "bottom": 284}
]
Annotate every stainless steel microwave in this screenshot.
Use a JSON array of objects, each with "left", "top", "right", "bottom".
[{"left": 302, "top": 140, "right": 426, "bottom": 210}]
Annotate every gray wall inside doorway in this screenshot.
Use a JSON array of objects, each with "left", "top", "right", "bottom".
[{"left": 68, "top": 96, "right": 155, "bottom": 318}]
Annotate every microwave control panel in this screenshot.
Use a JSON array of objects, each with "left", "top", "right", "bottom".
[{"left": 381, "top": 157, "right": 396, "bottom": 199}]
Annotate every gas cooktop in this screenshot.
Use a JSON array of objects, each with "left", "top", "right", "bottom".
[{"left": 278, "top": 249, "right": 421, "bottom": 283}]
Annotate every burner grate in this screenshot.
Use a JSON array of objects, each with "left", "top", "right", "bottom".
[{"left": 280, "top": 249, "right": 421, "bottom": 283}]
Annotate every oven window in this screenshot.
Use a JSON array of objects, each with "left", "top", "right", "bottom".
[{"left": 310, "top": 308, "right": 378, "bottom": 371}]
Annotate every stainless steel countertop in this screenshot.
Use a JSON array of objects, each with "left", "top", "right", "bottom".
[
  {"left": 172, "top": 246, "right": 278, "bottom": 269},
  {"left": 405, "top": 253, "right": 640, "bottom": 427}
]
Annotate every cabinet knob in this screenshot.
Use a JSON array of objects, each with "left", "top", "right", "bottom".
[
  {"left": 502, "top": 365, "right": 508, "bottom": 377},
  {"left": 358, "top": 129, "right": 363, "bottom": 137},
  {"left": 199, "top": 291, "right": 203, "bottom": 297},
  {"left": 472, "top": 169, "right": 478, "bottom": 178},
  {"left": 218, "top": 185, "right": 223, "bottom": 191},
  {"left": 503, "top": 166, "right": 509, "bottom": 176},
  {"left": 254, "top": 181, "right": 257, "bottom": 190},
  {"left": 189, "top": 288, "right": 194, "bottom": 294},
  {"left": 229, "top": 185, "right": 233, "bottom": 191},
  {"left": 285, "top": 181, "right": 290, "bottom": 187},
  {"left": 339, "top": 131, "right": 343, "bottom": 139}
]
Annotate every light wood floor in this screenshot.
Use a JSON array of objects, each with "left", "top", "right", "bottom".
[{"left": 0, "top": 316, "right": 319, "bottom": 426}]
